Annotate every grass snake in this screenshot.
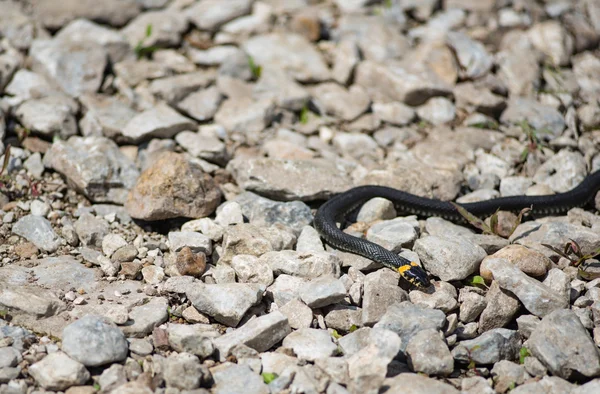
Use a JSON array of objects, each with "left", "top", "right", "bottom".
[{"left": 314, "top": 170, "right": 600, "bottom": 288}]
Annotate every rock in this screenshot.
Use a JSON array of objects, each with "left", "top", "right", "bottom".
[
  {"left": 511, "top": 221, "right": 600, "bottom": 257},
  {"left": 34, "top": 0, "right": 139, "bottom": 29},
  {"left": 149, "top": 70, "right": 215, "bottom": 105},
  {"left": 187, "top": 282, "right": 262, "bottom": 327},
  {"left": 243, "top": 33, "right": 329, "bottom": 82},
  {"left": 122, "top": 103, "right": 196, "bottom": 144},
  {"left": 484, "top": 258, "right": 568, "bottom": 317},
  {"left": 29, "top": 38, "right": 107, "bottom": 97},
  {"left": 325, "top": 305, "right": 362, "bottom": 332},
  {"left": 122, "top": 9, "right": 187, "bottom": 48},
  {"left": 253, "top": 66, "right": 310, "bottom": 111},
  {"left": 409, "top": 281, "right": 459, "bottom": 313},
  {"left": 177, "top": 85, "right": 223, "bottom": 122},
  {"left": 374, "top": 301, "right": 446, "bottom": 352},
  {"left": 355, "top": 60, "right": 452, "bottom": 106},
  {"left": 211, "top": 363, "right": 269, "bottom": 394},
  {"left": 413, "top": 236, "right": 487, "bottom": 281},
  {"left": 166, "top": 323, "right": 217, "bottom": 359},
  {"left": 261, "top": 250, "right": 341, "bottom": 279},
  {"left": 163, "top": 352, "right": 204, "bottom": 390},
  {"left": 12, "top": 215, "right": 61, "bottom": 252},
  {"left": 528, "top": 21, "right": 573, "bottom": 66},
  {"left": 480, "top": 245, "right": 551, "bottom": 281},
  {"left": 452, "top": 328, "right": 520, "bottom": 365},
  {"left": 55, "top": 19, "right": 130, "bottom": 63},
  {"left": 29, "top": 352, "right": 90, "bottom": 391},
  {"left": 416, "top": 97, "right": 456, "bottom": 125},
  {"left": 446, "top": 31, "right": 493, "bottom": 79},
  {"left": 479, "top": 281, "right": 521, "bottom": 332},
  {"left": 295, "top": 226, "right": 325, "bottom": 253},
  {"left": 279, "top": 299, "right": 313, "bottom": 329},
  {"left": 356, "top": 198, "right": 397, "bottom": 223},
  {"left": 220, "top": 224, "right": 294, "bottom": 264},
  {"left": 168, "top": 231, "right": 211, "bottom": 255},
  {"left": 491, "top": 360, "right": 530, "bottom": 393},
  {"left": 186, "top": 0, "right": 252, "bottom": 31},
  {"left": 405, "top": 329, "right": 454, "bottom": 376},
  {"left": 230, "top": 255, "right": 274, "bottom": 286},
  {"left": 234, "top": 192, "right": 313, "bottom": 235},
  {"left": 384, "top": 373, "right": 459, "bottom": 394},
  {"left": 366, "top": 217, "right": 419, "bottom": 252},
  {"left": 372, "top": 102, "right": 415, "bottom": 126},
  {"left": 533, "top": 150, "right": 587, "bottom": 193},
  {"left": 332, "top": 132, "right": 383, "bottom": 167},
  {"left": 175, "top": 129, "right": 227, "bottom": 166},
  {"left": 121, "top": 297, "right": 169, "bottom": 337},
  {"left": 509, "top": 376, "right": 574, "bottom": 394},
  {"left": 16, "top": 96, "right": 78, "bottom": 139},
  {"left": 299, "top": 276, "right": 346, "bottom": 308},
  {"left": 97, "top": 364, "right": 127, "bottom": 393},
  {"left": 362, "top": 270, "right": 407, "bottom": 326},
  {"left": 79, "top": 94, "right": 137, "bottom": 139},
  {"left": 62, "top": 315, "right": 128, "bottom": 367},
  {"left": 74, "top": 213, "right": 109, "bottom": 248},
  {"left": 267, "top": 274, "right": 307, "bottom": 307},
  {"left": 213, "top": 311, "right": 290, "bottom": 359},
  {"left": 458, "top": 289, "right": 487, "bottom": 323},
  {"left": 126, "top": 152, "right": 221, "bottom": 220},
  {"left": 282, "top": 328, "right": 338, "bottom": 361},
  {"left": 527, "top": 309, "right": 600, "bottom": 379},
  {"left": 44, "top": 136, "right": 139, "bottom": 204},
  {"left": 500, "top": 98, "right": 565, "bottom": 139},
  {"left": 573, "top": 52, "right": 600, "bottom": 100},
  {"left": 312, "top": 83, "right": 370, "bottom": 121}
]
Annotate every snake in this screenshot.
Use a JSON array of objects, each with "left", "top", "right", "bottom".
[{"left": 313, "top": 170, "right": 600, "bottom": 288}]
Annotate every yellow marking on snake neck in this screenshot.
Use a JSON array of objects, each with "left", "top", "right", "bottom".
[
  {"left": 410, "top": 261, "right": 419, "bottom": 267},
  {"left": 397, "top": 265, "right": 412, "bottom": 274}
]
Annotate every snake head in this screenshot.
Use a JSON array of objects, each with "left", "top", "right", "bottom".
[{"left": 398, "top": 262, "right": 431, "bottom": 288}]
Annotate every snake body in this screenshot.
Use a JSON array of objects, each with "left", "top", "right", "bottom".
[{"left": 314, "top": 170, "right": 600, "bottom": 287}]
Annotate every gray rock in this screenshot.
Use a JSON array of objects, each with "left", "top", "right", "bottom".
[
  {"left": 163, "top": 352, "right": 204, "bottom": 390},
  {"left": 187, "top": 283, "right": 262, "bottom": 327},
  {"left": 79, "top": 94, "right": 137, "bottom": 139},
  {"left": 509, "top": 376, "right": 574, "bottom": 394},
  {"left": 325, "top": 305, "right": 362, "bottom": 332},
  {"left": 366, "top": 217, "right": 419, "bottom": 252},
  {"left": 121, "top": 297, "right": 169, "bottom": 337},
  {"left": 452, "top": 328, "right": 520, "bottom": 365},
  {"left": 312, "top": 83, "right": 370, "bottom": 121},
  {"left": 34, "top": 0, "right": 140, "bottom": 29},
  {"left": 44, "top": 136, "right": 139, "bottom": 204},
  {"left": 406, "top": 329, "right": 454, "bottom": 376},
  {"left": 175, "top": 129, "right": 227, "bottom": 166},
  {"left": 213, "top": 311, "right": 290, "bottom": 359},
  {"left": 261, "top": 250, "right": 341, "bottom": 279},
  {"left": 528, "top": 20, "right": 573, "bottom": 67},
  {"left": 243, "top": 33, "right": 329, "bottom": 82},
  {"left": 523, "top": 355, "right": 547, "bottom": 377},
  {"left": 267, "top": 274, "right": 307, "bottom": 307},
  {"left": 384, "top": 373, "right": 459, "bottom": 394},
  {"left": 355, "top": 60, "right": 452, "bottom": 106},
  {"left": 0, "top": 347, "right": 19, "bottom": 368},
  {"left": 28, "top": 352, "right": 90, "bottom": 391},
  {"left": 409, "top": 281, "right": 459, "bottom": 313},
  {"left": 516, "top": 315, "right": 541, "bottom": 339},
  {"left": 500, "top": 98, "right": 565, "bottom": 139},
  {"left": 362, "top": 270, "right": 407, "bottom": 325},
  {"left": 511, "top": 220, "right": 600, "bottom": 256},
  {"left": 234, "top": 192, "right": 313, "bottom": 235},
  {"left": 416, "top": 97, "right": 456, "bottom": 125},
  {"left": 74, "top": 213, "right": 109, "bottom": 248},
  {"left": 3, "top": 69, "right": 55, "bottom": 107},
  {"left": 0, "top": 2, "right": 35, "bottom": 50},
  {"left": 414, "top": 235, "right": 487, "bottom": 281},
  {"left": 527, "top": 309, "right": 600, "bottom": 379},
  {"left": 296, "top": 226, "right": 325, "bottom": 253},
  {"left": 122, "top": 103, "right": 196, "bottom": 144},
  {"left": 533, "top": 150, "right": 587, "bottom": 193},
  {"left": 211, "top": 363, "right": 269, "bottom": 394},
  {"left": 496, "top": 32, "right": 540, "bottom": 97},
  {"left": 356, "top": 198, "right": 397, "bottom": 223},
  {"left": 149, "top": 70, "right": 215, "bottom": 106},
  {"left": 332, "top": 39, "right": 359, "bottom": 86},
  {"left": 98, "top": 363, "right": 127, "bottom": 393},
  {"left": 0, "top": 283, "right": 65, "bottom": 318},
  {"left": 484, "top": 258, "right": 568, "bottom": 317},
  {"left": 490, "top": 360, "right": 530, "bottom": 393},
  {"left": 479, "top": 281, "right": 521, "bottom": 332},
  {"left": 128, "top": 338, "right": 153, "bottom": 356},
  {"left": 62, "top": 315, "right": 128, "bottom": 367},
  {"left": 374, "top": 301, "right": 446, "bottom": 352},
  {"left": 29, "top": 37, "right": 107, "bottom": 97},
  {"left": 186, "top": 0, "right": 252, "bottom": 31},
  {"left": 12, "top": 215, "right": 61, "bottom": 252},
  {"left": 573, "top": 52, "right": 600, "bottom": 101},
  {"left": 253, "top": 66, "right": 310, "bottom": 111},
  {"left": 446, "top": 31, "right": 493, "bottom": 79},
  {"left": 228, "top": 158, "right": 353, "bottom": 202},
  {"left": 300, "top": 277, "right": 346, "bottom": 308},
  {"left": 121, "top": 9, "right": 187, "bottom": 48},
  {"left": 219, "top": 224, "right": 294, "bottom": 264},
  {"left": 282, "top": 328, "right": 338, "bottom": 361},
  {"left": 214, "top": 96, "right": 274, "bottom": 134},
  {"left": 16, "top": 96, "right": 78, "bottom": 139},
  {"left": 177, "top": 85, "right": 223, "bottom": 122},
  {"left": 279, "top": 299, "right": 313, "bottom": 329},
  {"left": 166, "top": 323, "right": 217, "bottom": 359},
  {"left": 458, "top": 289, "right": 487, "bottom": 323},
  {"left": 168, "top": 231, "right": 212, "bottom": 254},
  {"left": 231, "top": 255, "right": 274, "bottom": 286}
]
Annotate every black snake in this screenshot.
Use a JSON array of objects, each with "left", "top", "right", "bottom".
[{"left": 314, "top": 170, "right": 600, "bottom": 288}]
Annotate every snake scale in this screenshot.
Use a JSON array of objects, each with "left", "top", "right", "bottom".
[{"left": 313, "top": 170, "right": 600, "bottom": 287}]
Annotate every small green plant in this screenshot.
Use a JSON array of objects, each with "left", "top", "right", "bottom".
[
  {"left": 134, "top": 24, "right": 159, "bottom": 59},
  {"left": 262, "top": 372, "right": 277, "bottom": 384},
  {"left": 465, "top": 345, "right": 481, "bottom": 374},
  {"left": 469, "top": 120, "right": 499, "bottom": 130},
  {"left": 349, "top": 324, "right": 358, "bottom": 333},
  {"left": 93, "top": 382, "right": 101, "bottom": 391},
  {"left": 518, "top": 121, "right": 551, "bottom": 163},
  {"left": 331, "top": 329, "right": 342, "bottom": 339},
  {"left": 248, "top": 56, "right": 262, "bottom": 79},
  {"left": 450, "top": 202, "right": 531, "bottom": 239},
  {"left": 466, "top": 275, "right": 488, "bottom": 289},
  {"left": 299, "top": 104, "right": 311, "bottom": 125},
  {"left": 0, "top": 310, "right": 8, "bottom": 318},
  {"left": 542, "top": 239, "right": 600, "bottom": 280},
  {"left": 519, "top": 347, "right": 530, "bottom": 364}
]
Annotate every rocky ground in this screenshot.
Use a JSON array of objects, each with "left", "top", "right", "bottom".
[{"left": 0, "top": 0, "right": 600, "bottom": 393}]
